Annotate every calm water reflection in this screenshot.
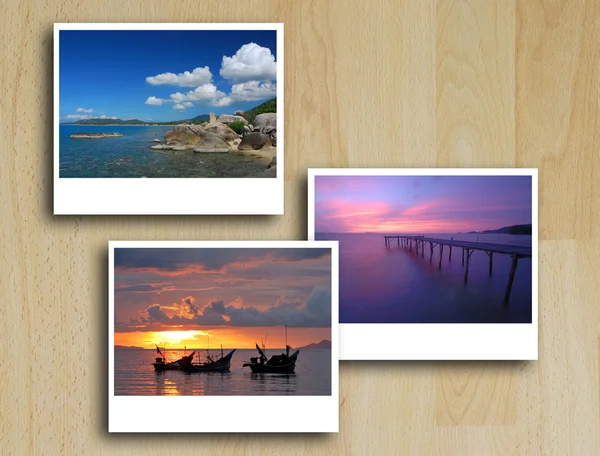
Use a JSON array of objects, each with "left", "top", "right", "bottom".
[
  {"left": 115, "top": 348, "right": 331, "bottom": 396},
  {"left": 316, "top": 232, "right": 532, "bottom": 324}
]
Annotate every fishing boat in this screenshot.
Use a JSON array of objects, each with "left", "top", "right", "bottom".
[
  {"left": 183, "top": 337, "right": 236, "bottom": 373},
  {"left": 243, "top": 325, "right": 300, "bottom": 374},
  {"left": 152, "top": 345, "right": 195, "bottom": 372},
  {"left": 184, "top": 348, "right": 236, "bottom": 373}
]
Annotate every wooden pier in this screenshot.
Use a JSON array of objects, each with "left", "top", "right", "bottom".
[{"left": 384, "top": 235, "right": 532, "bottom": 304}]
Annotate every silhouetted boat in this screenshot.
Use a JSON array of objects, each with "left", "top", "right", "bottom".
[
  {"left": 152, "top": 345, "right": 195, "bottom": 371},
  {"left": 184, "top": 349, "right": 236, "bottom": 373},
  {"left": 243, "top": 325, "right": 299, "bottom": 374}
]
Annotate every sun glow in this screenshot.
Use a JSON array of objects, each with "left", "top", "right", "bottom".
[{"left": 151, "top": 330, "right": 208, "bottom": 346}]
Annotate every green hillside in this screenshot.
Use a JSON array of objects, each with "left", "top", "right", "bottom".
[{"left": 243, "top": 98, "right": 276, "bottom": 124}]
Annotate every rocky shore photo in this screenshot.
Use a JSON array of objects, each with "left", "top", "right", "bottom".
[{"left": 54, "top": 24, "right": 283, "bottom": 215}]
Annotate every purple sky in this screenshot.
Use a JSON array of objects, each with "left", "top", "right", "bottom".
[{"left": 314, "top": 175, "right": 533, "bottom": 234}]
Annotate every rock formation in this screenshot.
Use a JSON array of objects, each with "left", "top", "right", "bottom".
[
  {"left": 253, "top": 113, "right": 276, "bottom": 131},
  {"left": 217, "top": 114, "right": 248, "bottom": 126},
  {"left": 245, "top": 113, "right": 277, "bottom": 148},
  {"left": 233, "top": 110, "right": 245, "bottom": 116},
  {"left": 238, "top": 132, "right": 272, "bottom": 151},
  {"left": 156, "top": 119, "right": 239, "bottom": 151}
]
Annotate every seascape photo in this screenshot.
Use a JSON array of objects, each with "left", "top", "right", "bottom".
[
  {"left": 311, "top": 172, "right": 534, "bottom": 325},
  {"left": 111, "top": 245, "right": 333, "bottom": 397},
  {"left": 58, "top": 28, "right": 278, "bottom": 179}
]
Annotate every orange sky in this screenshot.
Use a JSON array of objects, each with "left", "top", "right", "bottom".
[{"left": 115, "top": 326, "right": 330, "bottom": 349}]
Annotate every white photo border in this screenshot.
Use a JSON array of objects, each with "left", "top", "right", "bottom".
[
  {"left": 54, "top": 23, "right": 284, "bottom": 215},
  {"left": 108, "top": 240, "right": 339, "bottom": 433},
  {"left": 308, "top": 168, "right": 538, "bottom": 361}
]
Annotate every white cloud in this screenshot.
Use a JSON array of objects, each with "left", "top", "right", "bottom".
[
  {"left": 172, "top": 104, "right": 187, "bottom": 111},
  {"left": 182, "top": 101, "right": 194, "bottom": 108},
  {"left": 146, "top": 66, "right": 213, "bottom": 87},
  {"left": 76, "top": 108, "right": 94, "bottom": 113},
  {"left": 65, "top": 114, "right": 91, "bottom": 120},
  {"left": 145, "top": 96, "right": 166, "bottom": 106},
  {"left": 230, "top": 81, "right": 277, "bottom": 102},
  {"left": 214, "top": 96, "right": 233, "bottom": 107},
  {"left": 220, "top": 43, "right": 277, "bottom": 83},
  {"left": 169, "top": 83, "right": 227, "bottom": 104}
]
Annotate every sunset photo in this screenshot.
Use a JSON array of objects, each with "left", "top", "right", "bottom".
[
  {"left": 111, "top": 243, "right": 334, "bottom": 397},
  {"left": 310, "top": 170, "right": 536, "bottom": 326}
]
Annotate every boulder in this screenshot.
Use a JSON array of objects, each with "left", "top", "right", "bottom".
[
  {"left": 202, "top": 122, "right": 240, "bottom": 142},
  {"left": 238, "top": 132, "right": 272, "bottom": 151},
  {"left": 153, "top": 139, "right": 161, "bottom": 143},
  {"left": 162, "top": 122, "right": 238, "bottom": 149},
  {"left": 241, "top": 125, "right": 252, "bottom": 137},
  {"left": 151, "top": 144, "right": 167, "bottom": 150},
  {"left": 217, "top": 114, "right": 248, "bottom": 126},
  {"left": 209, "top": 112, "right": 217, "bottom": 123},
  {"left": 253, "top": 113, "right": 276, "bottom": 132},
  {"left": 267, "top": 156, "right": 277, "bottom": 169},
  {"left": 233, "top": 110, "right": 245, "bottom": 117},
  {"left": 164, "top": 125, "right": 203, "bottom": 146},
  {"left": 193, "top": 136, "right": 230, "bottom": 153}
]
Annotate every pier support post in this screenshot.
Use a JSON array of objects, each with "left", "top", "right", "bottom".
[
  {"left": 421, "top": 241, "right": 424, "bottom": 259},
  {"left": 463, "top": 249, "right": 473, "bottom": 283},
  {"left": 410, "top": 239, "right": 412, "bottom": 252},
  {"left": 429, "top": 243, "right": 434, "bottom": 262},
  {"left": 462, "top": 248, "right": 465, "bottom": 266},
  {"left": 439, "top": 245, "right": 444, "bottom": 269},
  {"left": 487, "top": 252, "right": 493, "bottom": 276},
  {"left": 449, "top": 245, "right": 452, "bottom": 262},
  {"left": 503, "top": 254, "right": 519, "bottom": 305}
]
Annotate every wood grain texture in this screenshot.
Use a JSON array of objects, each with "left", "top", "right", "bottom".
[{"left": 1, "top": 0, "right": 599, "bottom": 454}]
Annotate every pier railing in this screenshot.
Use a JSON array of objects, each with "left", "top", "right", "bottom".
[{"left": 384, "top": 235, "right": 532, "bottom": 304}]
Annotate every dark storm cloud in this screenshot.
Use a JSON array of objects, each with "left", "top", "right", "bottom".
[{"left": 114, "top": 248, "right": 331, "bottom": 275}]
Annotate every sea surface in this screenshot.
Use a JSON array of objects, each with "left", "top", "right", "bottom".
[
  {"left": 59, "top": 125, "right": 270, "bottom": 178},
  {"left": 316, "top": 232, "right": 533, "bottom": 324},
  {"left": 114, "top": 348, "right": 332, "bottom": 396}
]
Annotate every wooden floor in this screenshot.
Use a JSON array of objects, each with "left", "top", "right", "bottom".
[{"left": 1, "top": 0, "right": 599, "bottom": 454}]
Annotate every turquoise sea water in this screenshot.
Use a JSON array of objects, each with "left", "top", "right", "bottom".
[{"left": 59, "top": 125, "right": 270, "bottom": 178}]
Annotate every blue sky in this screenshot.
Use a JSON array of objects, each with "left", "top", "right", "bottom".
[{"left": 59, "top": 30, "right": 277, "bottom": 122}]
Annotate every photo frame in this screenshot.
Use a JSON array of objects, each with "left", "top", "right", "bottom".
[
  {"left": 54, "top": 23, "right": 284, "bottom": 215},
  {"left": 109, "top": 240, "right": 339, "bottom": 433},
  {"left": 308, "top": 168, "right": 538, "bottom": 361}
]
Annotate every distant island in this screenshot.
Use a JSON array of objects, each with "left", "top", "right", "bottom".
[
  {"left": 114, "top": 345, "right": 145, "bottom": 350},
  {"left": 70, "top": 132, "right": 123, "bottom": 139},
  {"left": 62, "top": 98, "right": 276, "bottom": 126},
  {"left": 467, "top": 223, "right": 532, "bottom": 235},
  {"left": 297, "top": 340, "right": 332, "bottom": 349}
]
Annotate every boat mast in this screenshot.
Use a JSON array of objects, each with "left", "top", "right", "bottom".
[{"left": 285, "top": 323, "right": 289, "bottom": 356}]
